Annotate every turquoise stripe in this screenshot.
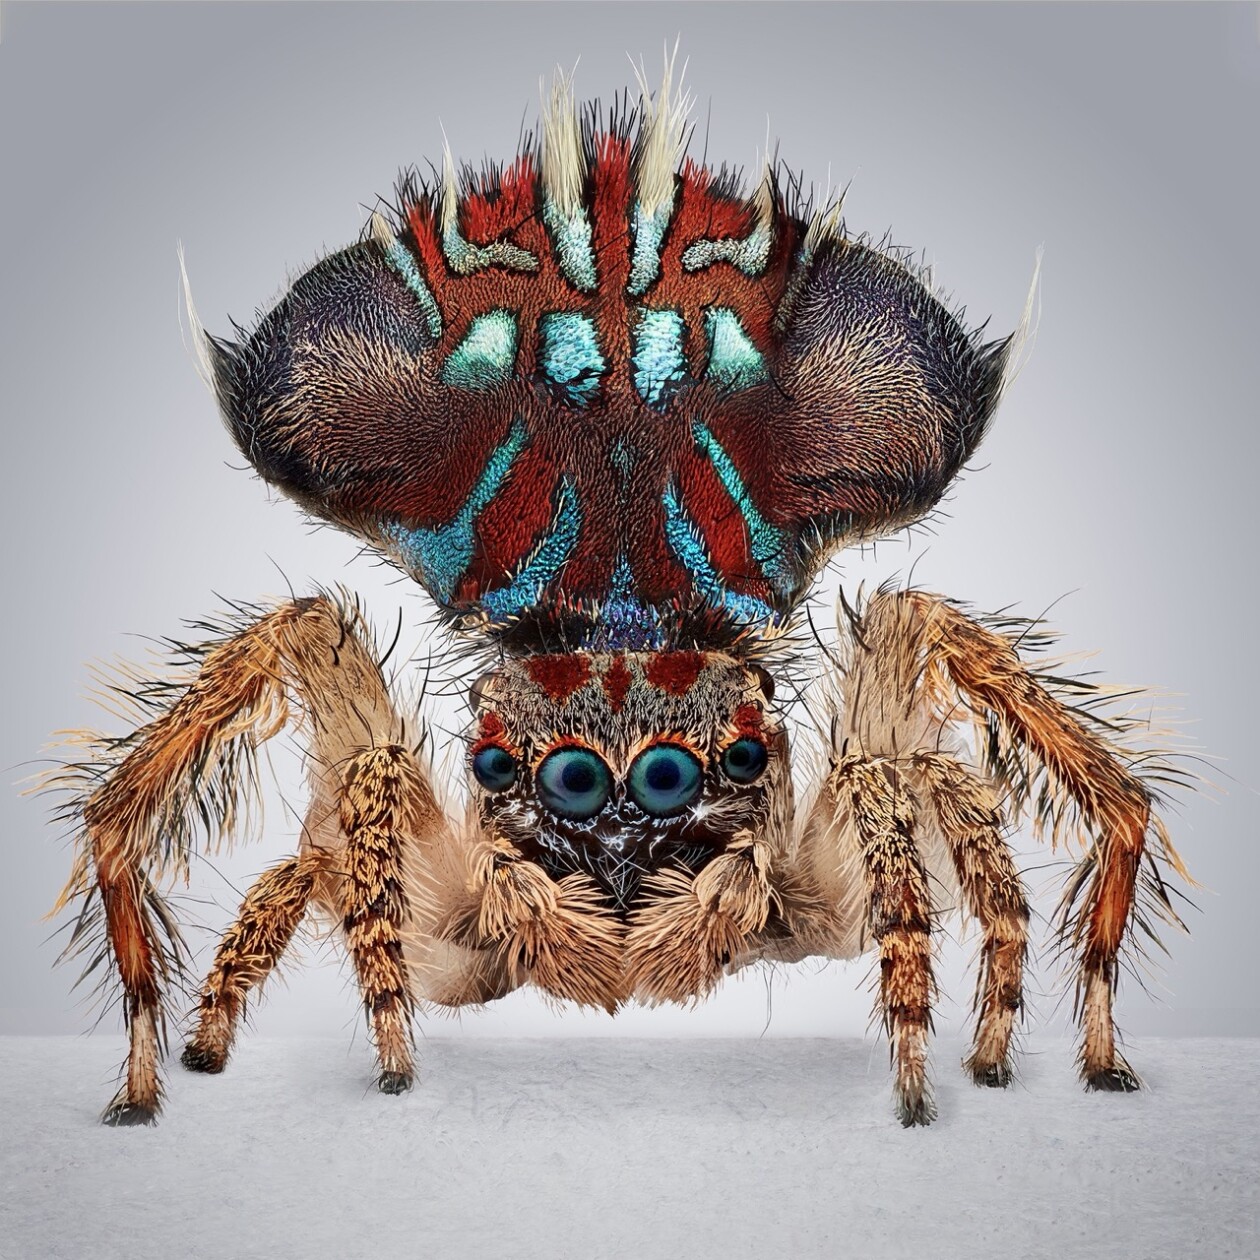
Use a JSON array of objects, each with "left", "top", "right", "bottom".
[
  {"left": 542, "top": 198, "right": 598, "bottom": 292},
  {"left": 385, "top": 417, "right": 528, "bottom": 603},
  {"left": 482, "top": 479, "right": 583, "bottom": 621},
  {"left": 539, "top": 312, "right": 606, "bottom": 407},
  {"left": 441, "top": 221, "right": 538, "bottom": 275},
  {"left": 627, "top": 199, "right": 673, "bottom": 296},
  {"left": 692, "top": 423, "right": 792, "bottom": 593},
  {"left": 632, "top": 307, "right": 687, "bottom": 407},
  {"left": 379, "top": 237, "right": 442, "bottom": 341},
  {"left": 681, "top": 223, "right": 772, "bottom": 277},
  {"left": 661, "top": 483, "right": 777, "bottom": 625}
]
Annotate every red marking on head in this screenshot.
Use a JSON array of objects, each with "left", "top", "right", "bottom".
[
  {"left": 602, "top": 656, "right": 633, "bottom": 713},
  {"left": 525, "top": 654, "right": 593, "bottom": 702},
  {"left": 733, "top": 703, "right": 765, "bottom": 737},
  {"left": 471, "top": 711, "right": 507, "bottom": 756},
  {"left": 646, "top": 651, "right": 706, "bottom": 695}
]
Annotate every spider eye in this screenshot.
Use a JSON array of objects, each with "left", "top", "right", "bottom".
[
  {"left": 472, "top": 745, "right": 517, "bottom": 792},
  {"left": 721, "top": 738, "right": 768, "bottom": 785},
  {"left": 536, "top": 747, "right": 612, "bottom": 821},
  {"left": 627, "top": 744, "right": 703, "bottom": 817}
]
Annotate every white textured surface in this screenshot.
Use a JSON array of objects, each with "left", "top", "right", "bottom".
[{"left": 1, "top": 1036, "right": 1256, "bottom": 1260}]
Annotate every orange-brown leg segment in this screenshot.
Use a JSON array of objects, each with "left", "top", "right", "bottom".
[
  {"left": 339, "top": 746, "right": 418, "bottom": 1093},
  {"left": 905, "top": 590, "right": 1188, "bottom": 1090},
  {"left": 182, "top": 853, "right": 323, "bottom": 1075},
  {"left": 832, "top": 755, "right": 936, "bottom": 1127},
  {"left": 914, "top": 752, "right": 1029, "bottom": 1087}
]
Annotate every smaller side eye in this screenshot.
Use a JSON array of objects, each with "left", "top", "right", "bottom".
[
  {"left": 628, "top": 744, "right": 703, "bottom": 817},
  {"left": 721, "top": 738, "right": 768, "bottom": 784},
  {"left": 472, "top": 745, "right": 517, "bottom": 792}
]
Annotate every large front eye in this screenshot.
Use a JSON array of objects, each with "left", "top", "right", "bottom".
[
  {"left": 628, "top": 744, "right": 703, "bottom": 817},
  {"left": 536, "top": 747, "right": 612, "bottom": 821},
  {"left": 472, "top": 745, "right": 517, "bottom": 792},
  {"left": 721, "top": 738, "right": 768, "bottom": 784}
]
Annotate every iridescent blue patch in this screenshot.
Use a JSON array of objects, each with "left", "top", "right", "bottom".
[
  {"left": 384, "top": 417, "right": 528, "bottom": 603},
  {"left": 662, "top": 483, "right": 777, "bottom": 625},
  {"left": 596, "top": 555, "right": 663, "bottom": 650},
  {"left": 632, "top": 308, "right": 687, "bottom": 408},
  {"left": 692, "top": 423, "right": 792, "bottom": 594},
  {"left": 482, "top": 479, "right": 583, "bottom": 621},
  {"left": 542, "top": 198, "right": 598, "bottom": 292},
  {"left": 627, "top": 200, "right": 673, "bottom": 296},
  {"left": 539, "top": 312, "right": 606, "bottom": 407},
  {"left": 441, "top": 220, "right": 538, "bottom": 276},
  {"left": 704, "top": 308, "right": 768, "bottom": 393},
  {"left": 440, "top": 311, "right": 518, "bottom": 389},
  {"left": 681, "top": 223, "right": 772, "bottom": 277}
]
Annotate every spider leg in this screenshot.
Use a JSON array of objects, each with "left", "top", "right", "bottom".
[
  {"left": 899, "top": 589, "right": 1188, "bottom": 1090},
  {"left": 181, "top": 852, "right": 323, "bottom": 1074},
  {"left": 828, "top": 755, "right": 937, "bottom": 1126},
  {"left": 335, "top": 745, "right": 422, "bottom": 1092},
  {"left": 912, "top": 753, "right": 1029, "bottom": 1087},
  {"left": 48, "top": 594, "right": 445, "bottom": 1121}
]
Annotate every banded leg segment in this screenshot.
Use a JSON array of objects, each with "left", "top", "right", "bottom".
[
  {"left": 832, "top": 755, "right": 936, "bottom": 1127},
  {"left": 182, "top": 853, "right": 323, "bottom": 1074},
  {"left": 338, "top": 746, "right": 419, "bottom": 1093},
  {"left": 914, "top": 753, "right": 1029, "bottom": 1086}
]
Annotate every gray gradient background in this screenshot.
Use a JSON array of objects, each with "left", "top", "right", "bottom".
[{"left": 2, "top": 2, "right": 1257, "bottom": 1052}]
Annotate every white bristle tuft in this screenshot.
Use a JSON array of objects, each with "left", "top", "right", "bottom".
[
  {"left": 439, "top": 128, "right": 459, "bottom": 240},
  {"left": 631, "top": 39, "right": 693, "bottom": 219},
  {"left": 177, "top": 242, "right": 216, "bottom": 396},
  {"left": 541, "top": 64, "right": 586, "bottom": 218},
  {"left": 369, "top": 210, "right": 397, "bottom": 249},
  {"left": 1000, "top": 246, "right": 1043, "bottom": 396}
]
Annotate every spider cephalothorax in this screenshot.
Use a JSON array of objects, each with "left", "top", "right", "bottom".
[
  {"left": 468, "top": 650, "right": 789, "bottom": 911},
  {"left": 46, "top": 62, "right": 1190, "bottom": 1129}
]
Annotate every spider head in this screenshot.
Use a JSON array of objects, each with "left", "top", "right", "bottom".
[{"left": 467, "top": 650, "right": 789, "bottom": 910}]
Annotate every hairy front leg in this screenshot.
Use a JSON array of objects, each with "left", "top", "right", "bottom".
[
  {"left": 830, "top": 755, "right": 937, "bottom": 1127},
  {"left": 51, "top": 601, "right": 317, "bottom": 1123},
  {"left": 338, "top": 746, "right": 421, "bottom": 1093},
  {"left": 914, "top": 753, "right": 1029, "bottom": 1087},
  {"left": 47, "top": 594, "right": 439, "bottom": 1121},
  {"left": 182, "top": 853, "right": 323, "bottom": 1075}
]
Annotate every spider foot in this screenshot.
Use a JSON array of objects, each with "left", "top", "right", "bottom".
[
  {"left": 378, "top": 1070, "right": 413, "bottom": 1095},
  {"left": 970, "top": 1061, "right": 1013, "bottom": 1089},
  {"left": 1084, "top": 1064, "right": 1141, "bottom": 1093},
  {"left": 180, "top": 1042, "right": 227, "bottom": 1074},
  {"left": 102, "top": 1098, "right": 157, "bottom": 1127},
  {"left": 896, "top": 1090, "right": 937, "bottom": 1128}
]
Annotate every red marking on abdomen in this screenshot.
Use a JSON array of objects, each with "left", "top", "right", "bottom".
[
  {"left": 646, "top": 651, "right": 706, "bottom": 695},
  {"left": 525, "top": 654, "right": 593, "bottom": 701},
  {"left": 602, "top": 655, "right": 632, "bottom": 712}
]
